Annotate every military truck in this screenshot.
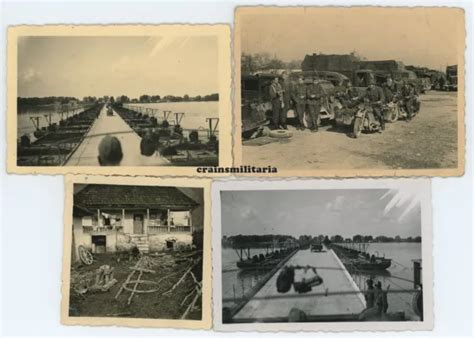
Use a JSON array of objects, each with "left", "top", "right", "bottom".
[{"left": 445, "top": 65, "right": 458, "bottom": 91}]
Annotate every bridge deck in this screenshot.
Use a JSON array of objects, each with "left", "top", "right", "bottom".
[
  {"left": 234, "top": 246, "right": 366, "bottom": 320},
  {"left": 66, "top": 106, "right": 168, "bottom": 166}
]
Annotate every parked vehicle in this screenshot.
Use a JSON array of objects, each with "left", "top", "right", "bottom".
[
  {"left": 352, "top": 102, "right": 383, "bottom": 137},
  {"left": 394, "top": 96, "right": 420, "bottom": 121},
  {"left": 241, "top": 74, "right": 274, "bottom": 138},
  {"left": 289, "top": 70, "right": 351, "bottom": 87},
  {"left": 310, "top": 242, "right": 323, "bottom": 252},
  {"left": 445, "top": 65, "right": 458, "bottom": 91},
  {"left": 335, "top": 101, "right": 384, "bottom": 137},
  {"left": 241, "top": 72, "right": 343, "bottom": 138}
]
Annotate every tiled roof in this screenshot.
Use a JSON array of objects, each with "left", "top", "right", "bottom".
[{"left": 74, "top": 184, "right": 200, "bottom": 209}]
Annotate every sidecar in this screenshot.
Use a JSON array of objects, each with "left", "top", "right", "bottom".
[{"left": 335, "top": 107, "right": 356, "bottom": 128}]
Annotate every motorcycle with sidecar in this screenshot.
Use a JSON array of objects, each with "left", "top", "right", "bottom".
[{"left": 335, "top": 101, "right": 383, "bottom": 138}]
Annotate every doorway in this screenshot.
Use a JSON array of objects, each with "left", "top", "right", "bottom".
[
  {"left": 166, "top": 240, "right": 175, "bottom": 250},
  {"left": 92, "top": 235, "right": 106, "bottom": 254},
  {"left": 133, "top": 214, "right": 144, "bottom": 234}
]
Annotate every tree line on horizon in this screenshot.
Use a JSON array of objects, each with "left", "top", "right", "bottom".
[
  {"left": 222, "top": 233, "right": 421, "bottom": 248},
  {"left": 18, "top": 93, "right": 219, "bottom": 107},
  {"left": 241, "top": 52, "right": 302, "bottom": 75}
]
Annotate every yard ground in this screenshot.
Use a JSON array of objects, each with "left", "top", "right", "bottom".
[
  {"left": 69, "top": 252, "right": 202, "bottom": 320},
  {"left": 243, "top": 91, "right": 459, "bottom": 171}
]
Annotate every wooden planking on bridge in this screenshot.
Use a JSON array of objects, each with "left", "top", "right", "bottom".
[
  {"left": 233, "top": 245, "right": 366, "bottom": 320},
  {"left": 66, "top": 106, "right": 168, "bottom": 166}
]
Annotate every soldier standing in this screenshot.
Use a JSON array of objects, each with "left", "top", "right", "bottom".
[
  {"left": 291, "top": 75, "right": 307, "bottom": 130},
  {"left": 366, "top": 80, "right": 386, "bottom": 131},
  {"left": 281, "top": 71, "right": 292, "bottom": 129},
  {"left": 306, "top": 77, "right": 326, "bottom": 132},
  {"left": 269, "top": 76, "right": 285, "bottom": 130}
]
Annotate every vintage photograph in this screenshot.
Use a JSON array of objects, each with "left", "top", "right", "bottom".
[
  {"left": 213, "top": 179, "right": 433, "bottom": 331},
  {"left": 8, "top": 25, "right": 231, "bottom": 175},
  {"left": 61, "top": 176, "right": 211, "bottom": 328},
  {"left": 235, "top": 7, "right": 464, "bottom": 176}
]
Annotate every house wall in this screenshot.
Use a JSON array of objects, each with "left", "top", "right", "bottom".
[
  {"left": 177, "top": 187, "right": 204, "bottom": 232},
  {"left": 73, "top": 215, "right": 91, "bottom": 250},
  {"left": 73, "top": 209, "right": 193, "bottom": 256},
  {"left": 73, "top": 215, "right": 118, "bottom": 255},
  {"left": 149, "top": 233, "right": 193, "bottom": 251}
]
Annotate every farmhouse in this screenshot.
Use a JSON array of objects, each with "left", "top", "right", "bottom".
[{"left": 72, "top": 184, "right": 202, "bottom": 258}]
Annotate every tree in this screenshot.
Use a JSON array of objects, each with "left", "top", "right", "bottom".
[
  {"left": 150, "top": 95, "right": 161, "bottom": 102},
  {"left": 353, "top": 234, "right": 363, "bottom": 243},
  {"left": 183, "top": 94, "right": 190, "bottom": 101},
  {"left": 363, "top": 235, "right": 373, "bottom": 242},
  {"left": 139, "top": 95, "right": 151, "bottom": 103},
  {"left": 323, "top": 236, "right": 331, "bottom": 245}
]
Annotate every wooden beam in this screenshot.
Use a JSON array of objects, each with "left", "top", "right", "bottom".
[{"left": 146, "top": 209, "right": 150, "bottom": 235}]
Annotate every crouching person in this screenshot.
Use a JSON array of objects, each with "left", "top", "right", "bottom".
[{"left": 276, "top": 265, "right": 323, "bottom": 294}]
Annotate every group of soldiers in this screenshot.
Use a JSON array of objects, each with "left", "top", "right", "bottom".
[
  {"left": 358, "top": 278, "right": 390, "bottom": 321},
  {"left": 340, "top": 76, "right": 420, "bottom": 132},
  {"left": 268, "top": 71, "right": 420, "bottom": 134},
  {"left": 269, "top": 71, "right": 326, "bottom": 132}
]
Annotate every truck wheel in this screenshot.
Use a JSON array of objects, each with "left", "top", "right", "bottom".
[{"left": 353, "top": 117, "right": 363, "bottom": 138}]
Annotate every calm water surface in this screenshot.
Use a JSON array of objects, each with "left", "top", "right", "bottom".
[{"left": 17, "top": 101, "right": 218, "bottom": 138}]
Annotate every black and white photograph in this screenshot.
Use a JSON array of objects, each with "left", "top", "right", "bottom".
[
  {"left": 61, "top": 176, "right": 212, "bottom": 329},
  {"left": 213, "top": 179, "right": 433, "bottom": 331},
  {"left": 235, "top": 7, "right": 464, "bottom": 177},
  {"left": 8, "top": 25, "right": 232, "bottom": 175}
]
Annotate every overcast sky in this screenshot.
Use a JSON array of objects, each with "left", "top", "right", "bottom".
[
  {"left": 240, "top": 7, "right": 462, "bottom": 71},
  {"left": 18, "top": 35, "right": 218, "bottom": 98},
  {"left": 221, "top": 189, "right": 421, "bottom": 238}
]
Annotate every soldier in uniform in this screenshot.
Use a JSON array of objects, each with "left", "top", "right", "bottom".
[
  {"left": 339, "top": 81, "right": 360, "bottom": 109},
  {"left": 269, "top": 76, "right": 285, "bottom": 130},
  {"left": 382, "top": 77, "right": 396, "bottom": 103},
  {"left": 365, "top": 80, "right": 386, "bottom": 131},
  {"left": 291, "top": 75, "right": 307, "bottom": 130},
  {"left": 281, "top": 71, "right": 292, "bottom": 129},
  {"left": 401, "top": 82, "right": 420, "bottom": 121},
  {"left": 306, "top": 77, "right": 326, "bottom": 132}
]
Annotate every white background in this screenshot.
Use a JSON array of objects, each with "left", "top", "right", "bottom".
[{"left": 0, "top": 0, "right": 472, "bottom": 337}]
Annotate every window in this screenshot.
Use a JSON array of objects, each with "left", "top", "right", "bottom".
[
  {"left": 169, "top": 211, "right": 190, "bottom": 226},
  {"left": 82, "top": 216, "right": 92, "bottom": 226}
]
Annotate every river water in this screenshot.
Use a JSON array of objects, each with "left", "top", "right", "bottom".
[
  {"left": 17, "top": 106, "right": 87, "bottom": 137},
  {"left": 221, "top": 243, "right": 422, "bottom": 318},
  {"left": 17, "top": 101, "right": 219, "bottom": 139},
  {"left": 126, "top": 101, "right": 219, "bottom": 131}
]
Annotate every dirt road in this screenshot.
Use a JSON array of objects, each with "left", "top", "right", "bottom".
[{"left": 243, "top": 91, "right": 459, "bottom": 171}]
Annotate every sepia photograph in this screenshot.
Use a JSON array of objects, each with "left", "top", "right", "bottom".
[
  {"left": 213, "top": 179, "right": 433, "bottom": 331},
  {"left": 61, "top": 176, "right": 212, "bottom": 329},
  {"left": 234, "top": 7, "right": 465, "bottom": 177},
  {"left": 7, "top": 25, "right": 232, "bottom": 175}
]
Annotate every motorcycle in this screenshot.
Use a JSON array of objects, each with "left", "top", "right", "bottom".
[
  {"left": 352, "top": 102, "right": 382, "bottom": 138},
  {"left": 382, "top": 101, "right": 399, "bottom": 123},
  {"left": 396, "top": 95, "right": 420, "bottom": 121}
]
